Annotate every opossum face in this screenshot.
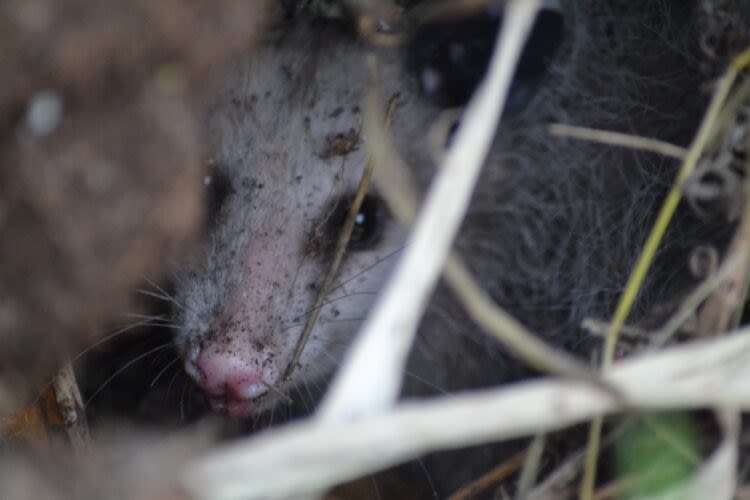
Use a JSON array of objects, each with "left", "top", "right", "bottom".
[
  {"left": 174, "top": 7, "right": 565, "bottom": 418},
  {"left": 173, "top": 31, "right": 422, "bottom": 418},
  {"left": 177, "top": 0, "right": 580, "bottom": 416}
]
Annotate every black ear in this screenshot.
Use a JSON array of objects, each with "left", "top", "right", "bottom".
[{"left": 406, "top": 5, "right": 564, "bottom": 111}]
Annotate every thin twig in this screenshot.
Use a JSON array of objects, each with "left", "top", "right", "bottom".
[
  {"left": 260, "top": 380, "right": 294, "bottom": 405},
  {"left": 51, "top": 360, "right": 91, "bottom": 452},
  {"left": 447, "top": 448, "right": 528, "bottom": 500},
  {"left": 548, "top": 124, "right": 688, "bottom": 160}
]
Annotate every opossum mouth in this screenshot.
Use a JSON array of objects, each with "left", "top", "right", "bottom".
[{"left": 206, "top": 395, "right": 258, "bottom": 419}]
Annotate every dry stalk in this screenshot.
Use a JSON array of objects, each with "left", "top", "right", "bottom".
[{"left": 548, "top": 124, "right": 688, "bottom": 160}]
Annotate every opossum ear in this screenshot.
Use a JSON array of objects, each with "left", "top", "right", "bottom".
[{"left": 406, "top": 3, "right": 564, "bottom": 110}]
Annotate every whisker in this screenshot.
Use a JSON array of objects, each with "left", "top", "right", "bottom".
[
  {"left": 276, "top": 317, "right": 367, "bottom": 342},
  {"left": 144, "top": 279, "right": 184, "bottom": 310},
  {"left": 150, "top": 356, "right": 181, "bottom": 387},
  {"left": 85, "top": 343, "right": 172, "bottom": 406},
  {"left": 145, "top": 279, "right": 203, "bottom": 323},
  {"left": 286, "top": 383, "right": 310, "bottom": 417},
  {"left": 278, "top": 322, "right": 304, "bottom": 335},
  {"left": 327, "top": 247, "right": 403, "bottom": 295},
  {"left": 150, "top": 346, "right": 177, "bottom": 371},
  {"left": 180, "top": 381, "right": 188, "bottom": 421},
  {"left": 166, "top": 368, "right": 184, "bottom": 403},
  {"left": 288, "top": 291, "right": 379, "bottom": 325},
  {"left": 136, "top": 288, "right": 177, "bottom": 305},
  {"left": 324, "top": 316, "right": 367, "bottom": 323},
  {"left": 119, "top": 313, "right": 177, "bottom": 326},
  {"left": 417, "top": 458, "right": 439, "bottom": 499},
  {"left": 268, "top": 402, "right": 278, "bottom": 429},
  {"left": 305, "top": 377, "right": 323, "bottom": 411},
  {"left": 401, "top": 370, "right": 451, "bottom": 396},
  {"left": 170, "top": 269, "right": 187, "bottom": 289},
  {"left": 186, "top": 381, "right": 196, "bottom": 420},
  {"left": 369, "top": 475, "right": 382, "bottom": 500},
  {"left": 260, "top": 380, "right": 293, "bottom": 404},
  {"left": 73, "top": 317, "right": 168, "bottom": 361},
  {"left": 253, "top": 408, "right": 263, "bottom": 431}
]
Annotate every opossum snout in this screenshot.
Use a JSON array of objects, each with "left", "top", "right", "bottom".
[{"left": 186, "top": 338, "right": 281, "bottom": 418}]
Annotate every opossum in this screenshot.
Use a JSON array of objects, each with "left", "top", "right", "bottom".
[{"left": 171, "top": 0, "right": 737, "bottom": 494}]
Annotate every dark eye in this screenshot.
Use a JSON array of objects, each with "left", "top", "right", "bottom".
[
  {"left": 203, "top": 165, "right": 232, "bottom": 226},
  {"left": 407, "top": 5, "right": 564, "bottom": 110},
  {"left": 348, "top": 195, "right": 384, "bottom": 250},
  {"left": 331, "top": 194, "right": 385, "bottom": 251},
  {"left": 445, "top": 119, "right": 460, "bottom": 148}
]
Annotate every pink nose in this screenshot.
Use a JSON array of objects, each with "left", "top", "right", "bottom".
[{"left": 190, "top": 344, "right": 278, "bottom": 418}]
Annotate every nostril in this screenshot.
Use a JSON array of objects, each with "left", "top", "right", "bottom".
[
  {"left": 245, "top": 381, "right": 268, "bottom": 399},
  {"left": 225, "top": 378, "right": 268, "bottom": 400}
]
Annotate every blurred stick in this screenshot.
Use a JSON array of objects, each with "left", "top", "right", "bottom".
[
  {"left": 548, "top": 124, "right": 688, "bottom": 160},
  {"left": 52, "top": 360, "right": 91, "bottom": 452}
]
